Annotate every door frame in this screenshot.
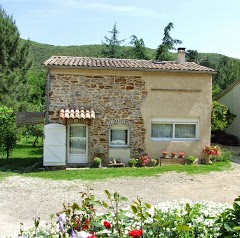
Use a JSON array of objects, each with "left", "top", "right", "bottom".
[{"left": 67, "top": 124, "right": 88, "bottom": 164}]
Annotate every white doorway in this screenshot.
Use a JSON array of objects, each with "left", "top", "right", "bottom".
[{"left": 68, "top": 124, "right": 88, "bottom": 163}]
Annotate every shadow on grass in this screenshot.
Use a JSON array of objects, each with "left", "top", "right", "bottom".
[{"left": 0, "top": 157, "right": 43, "bottom": 173}]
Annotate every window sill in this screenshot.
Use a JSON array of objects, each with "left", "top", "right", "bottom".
[{"left": 151, "top": 138, "right": 198, "bottom": 142}]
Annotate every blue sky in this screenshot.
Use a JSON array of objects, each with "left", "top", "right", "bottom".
[{"left": 2, "top": 0, "right": 240, "bottom": 58}]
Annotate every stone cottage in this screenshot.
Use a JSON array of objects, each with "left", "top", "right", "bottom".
[{"left": 43, "top": 48, "right": 216, "bottom": 166}]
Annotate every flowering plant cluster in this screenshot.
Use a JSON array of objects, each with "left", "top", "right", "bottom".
[
  {"left": 203, "top": 145, "right": 221, "bottom": 157},
  {"left": 18, "top": 187, "right": 236, "bottom": 238},
  {"left": 138, "top": 154, "right": 149, "bottom": 166}
]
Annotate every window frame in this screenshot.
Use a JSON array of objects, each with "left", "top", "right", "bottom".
[
  {"left": 109, "top": 124, "right": 130, "bottom": 147},
  {"left": 151, "top": 118, "right": 199, "bottom": 141}
]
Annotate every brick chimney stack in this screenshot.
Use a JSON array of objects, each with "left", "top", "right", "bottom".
[{"left": 177, "top": 47, "right": 186, "bottom": 64}]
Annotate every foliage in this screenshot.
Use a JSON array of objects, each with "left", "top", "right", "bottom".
[
  {"left": 93, "top": 157, "right": 102, "bottom": 164},
  {"left": 187, "top": 156, "right": 196, "bottom": 164},
  {"left": 0, "top": 6, "right": 32, "bottom": 111},
  {"left": 186, "top": 49, "right": 199, "bottom": 63},
  {"left": 101, "top": 23, "right": 125, "bottom": 58},
  {"left": 149, "top": 158, "right": 157, "bottom": 166},
  {"left": 215, "top": 196, "right": 240, "bottom": 237},
  {"left": 19, "top": 188, "right": 234, "bottom": 238},
  {"left": 155, "top": 22, "right": 182, "bottom": 61},
  {"left": 0, "top": 105, "right": 18, "bottom": 159},
  {"left": 216, "top": 148, "right": 234, "bottom": 162},
  {"left": 211, "top": 101, "right": 236, "bottom": 131},
  {"left": 128, "top": 158, "right": 138, "bottom": 167},
  {"left": 129, "top": 35, "right": 149, "bottom": 59}
]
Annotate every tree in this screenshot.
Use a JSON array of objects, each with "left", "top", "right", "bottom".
[
  {"left": 0, "top": 105, "right": 18, "bottom": 159},
  {"left": 129, "top": 35, "right": 149, "bottom": 60},
  {"left": 0, "top": 6, "right": 32, "bottom": 111},
  {"left": 211, "top": 101, "right": 236, "bottom": 132},
  {"left": 186, "top": 50, "right": 199, "bottom": 63},
  {"left": 102, "top": 23, "right": 125, "bottom": 58},
  {"left": 155, "top": 22, "right": 182, "bottom": 60}
]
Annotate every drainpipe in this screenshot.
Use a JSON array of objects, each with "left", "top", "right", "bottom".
[{"left": 45, "top": 69, "right": 50, "bottom": 125}]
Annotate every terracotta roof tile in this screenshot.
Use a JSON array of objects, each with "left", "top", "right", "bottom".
[
  {"left": 59, "top": 108, "right": 95, "bottom": 120},
  {"left": 44, "top": 56, "right": 216, "bottom": 73}
]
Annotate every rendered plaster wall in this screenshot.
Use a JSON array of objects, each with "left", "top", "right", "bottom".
[
  {"left": 141, "top": 71, "right": 212, "bottom": 159},
  {"left": 47, "top": 68, "right": 147, "bottom": 162},
  {"left": 219, "top": 83, "right": 240, "bottom": 139}
]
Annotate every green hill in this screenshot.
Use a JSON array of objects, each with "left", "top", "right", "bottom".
[{"left": 27, "top": 39, "right": 237, "bottom": 73}]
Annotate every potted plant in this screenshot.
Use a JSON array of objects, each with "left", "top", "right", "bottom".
[
  {"left": 186, "top": 156, "right": 196, "bottom": 164},
  {"left": 178, "top": 152, "right": 185, "bottom": 158},
  {"left": 128, "top": 158, "right": 137, "bottom": 167},
  {"left": 171, "top": 152, "right": 176, "bottom": 158},
  {"left": 203, "top": 145, "right": 221, "bottom": 163},
  {"left": 93, "top": 157, "right": 102, "bottom": 168},
  {"left": 162, "top": 151, "right": 168, "bottom": 158}
]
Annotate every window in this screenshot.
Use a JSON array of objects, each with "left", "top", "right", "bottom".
[
  {"left": 151, "top": 118, "right": 198, "bottom": 141},
  {"left": 110, "top": 124, "right": 129, "bottom": 147}
]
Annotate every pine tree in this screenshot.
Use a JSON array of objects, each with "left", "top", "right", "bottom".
[
  {"left": 155, "top": 22, "right": 182, "bottom": 61},
  {"left": 102, "top": 23, "right": 125, "bottom": 58},
  {"left": 0, "top": 6, "right": 32, "bottom": 111},
  {"left": 129, "top": 35, "right": 149, "bottom": 60}
]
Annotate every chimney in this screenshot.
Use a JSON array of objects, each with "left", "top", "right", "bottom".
[{"left": 177, "top": 47, "right": 186, "bottom": 64}]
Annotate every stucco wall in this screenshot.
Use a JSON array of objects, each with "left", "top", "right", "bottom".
[
  {"left": 219, "top": 83, "right": 240, "bottom": 139},
  {"left": 141, "top": 71, "right": 212, "bottom": 159},
  {"left": 47, "top": 68, "right": 212, "bottom": 163}
]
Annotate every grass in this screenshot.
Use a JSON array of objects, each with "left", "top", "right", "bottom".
[
  {"left": 0, "top": 137, "right": 43, "bottom": 179},
  {"left": 0, "top": 137, "right": 234, "bottom": 181},
  {"left": 23, "top": 160, "right": 232, "bottom": 181}
]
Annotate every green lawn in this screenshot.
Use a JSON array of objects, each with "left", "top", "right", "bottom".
[{"left": 0, "top": 137, "right": 233, "bottom": 181}]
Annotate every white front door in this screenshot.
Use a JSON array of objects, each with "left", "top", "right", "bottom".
[{"left": 68, "top": 124, "right": 88, "bottom": 163}]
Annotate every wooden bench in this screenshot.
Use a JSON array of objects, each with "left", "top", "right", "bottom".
[{"left": 108, "top": 159, "right": 125, "bottom": 167}]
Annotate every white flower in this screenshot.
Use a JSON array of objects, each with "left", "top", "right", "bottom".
[{"left": 76, "top": 230, "right": 91, "bottom": 238}]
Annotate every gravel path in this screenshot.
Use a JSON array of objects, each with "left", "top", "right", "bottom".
[{"left": 0, "top": 159, "right": 240, "bottom": 237}]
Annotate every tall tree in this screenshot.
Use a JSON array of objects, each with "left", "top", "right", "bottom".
[
  {"left": 102, "top": 23, "right": 125, "bottom": 58},
  {"left": 129, "top": 35, "right": 149, "bottom": 60},
  {"left": 155, "top": 22, "right": 182, "bottom": 61},
  {"left": 186, "top": 50, "right": 199, "bottom": 63},
  {"left": 0, "top": 6, "right": 32, "bottom": 111}
]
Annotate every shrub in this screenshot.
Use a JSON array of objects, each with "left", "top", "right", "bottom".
[
  {"left": 217, "top": 148, "right": 233, "bottom": 162},
  {"left": 128, "top": 158, "right": 137, "bottom": 167},
  {"left": 149, "top": 158, "right": 157, "bottom": 166},
  {"left": 187, "top": 156, "right": 196, "bottom": 164},
  {"left": 93, "top": 157, "right": 102, "bottom": 164}
]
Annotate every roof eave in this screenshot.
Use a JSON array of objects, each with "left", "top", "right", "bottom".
[{"left": 44, "top": 65, "right": 216, "bottom": 75}]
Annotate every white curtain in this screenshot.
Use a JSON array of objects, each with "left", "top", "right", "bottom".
[
  {"left": 175, "top": 124, "right": 196, "bottom": 138},
  {"left": 152, "top": 124, "right": 173, "bottom": 138}
]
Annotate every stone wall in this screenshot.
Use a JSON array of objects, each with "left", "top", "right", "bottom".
[{"left": 48, "top": 73, "right": 147, "bottom": 162}]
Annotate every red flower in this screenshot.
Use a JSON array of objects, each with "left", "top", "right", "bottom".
[
  {"left": 103, "top": 221, "right": 111, "bottom": 229},
  {"left": 82, "top": 218, "right": 89, "bottom": 231},
  {"left": 128, "top": 229, "right": 143, "bottom": 238},
  {"left": 88, "top": 232, "right": 97, "bottom": 238}
]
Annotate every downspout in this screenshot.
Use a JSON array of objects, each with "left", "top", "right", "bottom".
[{"left": 45, "top": 68, "right": 50, "bottom": 125}]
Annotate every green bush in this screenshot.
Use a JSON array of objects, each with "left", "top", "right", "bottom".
[
  {"left": 187, "top": 156, "right": 196, "bottom": 164},
  {"left": 217, "top": 148, "right": 233, "bottom": 162},
  {"left": 128, "top": 158, "right": 137, "bottom": 167}
]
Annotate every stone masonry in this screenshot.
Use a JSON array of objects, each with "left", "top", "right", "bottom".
[{"left": 48, "top": 73, "right": 147, "bottom": 162}]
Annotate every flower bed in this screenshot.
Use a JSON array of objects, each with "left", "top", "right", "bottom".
[{"left": 17, "top": 188, "right": 240, "bottom": 238}]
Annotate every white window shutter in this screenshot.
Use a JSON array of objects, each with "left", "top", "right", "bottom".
[{"left": 43, "top": 124, "right": 66, "bottom": 166}]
